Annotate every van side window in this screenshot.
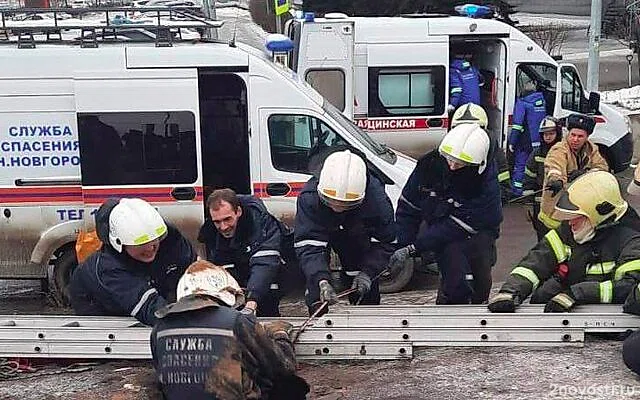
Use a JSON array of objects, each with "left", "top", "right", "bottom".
[
  {"left": 560, "top": 66, "right": 585, "bottom": 112},
  {"left": 368, "top": 67, "right": 445, "bottom": 117},
  {"left": 78, "top": 112, "right": 197, "bottom": 185},
  {"left": 268, "top": 114, "right": 348, "bottom": 174},
  {"left": 306, "top": 69, "right": 346, "bottom": 111}
]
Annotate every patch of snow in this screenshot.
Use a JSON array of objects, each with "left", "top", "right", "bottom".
[
  {"left": 513, "top": 12, "right": 590, "bottom": 29},
  {"left": 602, "top": 85, "right": 640, "bottom": 113}
]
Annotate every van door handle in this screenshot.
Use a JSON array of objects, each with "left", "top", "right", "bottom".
[
  {"left": 428, "top": 118, "right": 444, "bottom": 128},
  {"left": 171, "top": 187, "right": 196, "bottom": 201},
  {"left": 266, "top": 183, "right": 291, "bottom": 196}
]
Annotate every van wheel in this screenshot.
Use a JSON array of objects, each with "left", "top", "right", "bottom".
[
  {"left": 50, "top": 246, "right": 78, "bottom": 307},
  {"left": 379, "top": 258, "right": 414, "bottom": 293}
]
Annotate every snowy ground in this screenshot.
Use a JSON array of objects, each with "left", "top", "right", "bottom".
[{"left": 602, "top": 86, "right": 640, "bottom": 112}]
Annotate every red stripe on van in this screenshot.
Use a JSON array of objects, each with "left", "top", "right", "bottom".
[
  {"left": 253, "top": 182, "right": 305, "bottom": 198},
  {"left": 355, "top": 117, "right": 437, "bottom": 131},
  {"left": 0, "top": 186, "right": 83, "bottom": 204},
  {"left": 82, "top": 187, "right": 204, "bottom": 204}
]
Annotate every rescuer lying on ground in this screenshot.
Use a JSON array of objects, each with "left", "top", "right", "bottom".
[
  {"left": 488, "top": 171, "right": 640, "bottom": 313},
  {"left": 69, "top": 198, "right": 197, "bottom": 326}
]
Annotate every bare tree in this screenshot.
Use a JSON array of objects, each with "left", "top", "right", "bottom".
[{"left": 523, "top": 23, "right": 572, "bottom": 57}]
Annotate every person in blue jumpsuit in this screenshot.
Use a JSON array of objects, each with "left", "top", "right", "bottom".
[
  {"left": 69, "top": 198, "right": 197, "bottom": 326},
  {"left": 449, "top": 56, "right": 483, "bottom": 113},
  {"left": 509, "top": 78, "right": 547, "bottom": 195},
  {"left": 390, "top": 123, "right": 503, "bottom": 304},
  {"left": 197, "top": 188, "right": 292, "bottom": 317},
  {"left": 294, "top": 149, "right": 396, "bottom": 316}
]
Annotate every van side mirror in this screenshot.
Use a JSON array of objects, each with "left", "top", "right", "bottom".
[{"left": 588, "top": 92, "right": 600, "bottom": 113}]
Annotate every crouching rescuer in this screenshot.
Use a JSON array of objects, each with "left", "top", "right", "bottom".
[
  {"left": 294, "top": 150, "right": 397, "bottom": 316},
  {"left": 488, "top": 171, "right": 640, "bottom": 313},
  {"left": 151, "top": 260, "right": 309, "bottom": 400},
  {"left": 390, "top": 123, "right": 503, "bottom": 304}
]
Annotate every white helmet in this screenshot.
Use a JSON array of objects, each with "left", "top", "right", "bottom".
[
  {"left": 176, "top": 260, "right": 244, "bottom": 307},
  {"left": 317, "top": 150, "right": 367, "bottom": 211},
  {"left": 450, "top": 103, "right": 489, "bottom": 129},
  {"left": 108, "top": 198, "right": 168, "bottom": 253},
  {"left": 438, "top": 123, "right": 490, "bottom": 174}
]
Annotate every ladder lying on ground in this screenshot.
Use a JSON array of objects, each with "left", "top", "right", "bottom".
[{"left": 0, "top": 304, "right": 637, "bottom": 361}]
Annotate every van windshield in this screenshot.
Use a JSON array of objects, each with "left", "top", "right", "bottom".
[{"left": 322, "top": 100, "right": 397, "bottom": 164}]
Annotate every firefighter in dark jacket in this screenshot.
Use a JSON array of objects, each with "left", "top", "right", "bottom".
[
  {"left": 294, "top": 150, "right": 396, "bottom": 316},
  {"left": 450, "top": 103, "right": 512, "bottom": 202},
  {"left": 489, "top": 171, "right": 640, "bottom": 313},
  {"left": 198, "top": 188, "right": 290, "bottom": 317},
  {"left": 509, "top": 78, "right": 547, "bottom": 196},
  {"left": 151, "top": 260, "right": 309, "bottom": 400},
  {"left": 69, "top": 198, "right": 197, "bottom": 326},
  {"left": 522, "top": 116, "right": 563, "bottom": 241},
  {"left": 391, "top": 123, "right": 503, "bottom": 304}
]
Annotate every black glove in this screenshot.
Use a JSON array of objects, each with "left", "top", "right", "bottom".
[
  {"left": 545, "top": 179, "right": 564, "bottom": 196},
  {"left": 318, "top": 280, "right": 338, "bottom": 305},
  {"left": 568, "top": 169, "right": 587, "bottom": 182},
  {"left": 389, "top": 244, "right": 416, "bottom": 275},
  {"left": 488, "top": 292, "right": 521, "bottom": 313},
  {"left": 351, "top": 271, "right": 372, "bottom": 296},
  {"left": 544, "top": 290, "right": 577, "bottom": 313}
]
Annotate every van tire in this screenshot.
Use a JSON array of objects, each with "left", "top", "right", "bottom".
[
  {"left": 379, "top": 258, "right": 414, "bottom": 293},
  {"left": 50, "top": 246, "right": 77, "bottom": 307}
]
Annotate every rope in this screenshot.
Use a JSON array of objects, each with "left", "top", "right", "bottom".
[{"left": 0, "top": 358, "right": 98, "bottom": 381}]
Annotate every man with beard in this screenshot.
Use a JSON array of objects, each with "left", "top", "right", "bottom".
[{"left": 390, "top": 123, "right": 503, "bottom": 304}]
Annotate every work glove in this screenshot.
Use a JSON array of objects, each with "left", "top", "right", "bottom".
[
  {"left": 545, "top": 179, "right": 564, "bottom": 196},
  {"left": 318, "top": 280, "right": 338, "bottom": 305},
  {"left": 351, "top": 271, "right": 372, "bottom": 297},
  {"left": 568, "top": 168, "right": 587, "bottom": 182},
  {"left": 389, "top": 244, "right": 416, "bottom": 276},
  {"left": 508, "top": 144, "right": 515, "bottom": 153},
  {"left": 263, "top": 320, "right": 294, "bottom": 340},
  {"left": 487, "top": 292, "right": 521, "bottom": 313},
  {"left": 544, "top": 290, "right": 577, "bottom": 313},
  {"left": 240, "top": 307, "right": 256, "bottom": 318}
]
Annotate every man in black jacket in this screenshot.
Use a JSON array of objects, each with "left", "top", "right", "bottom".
[
  {"left": 69, "top": 197, "right": 197, "bottom": 326},
  {"left": 198, "top": 188, "right": 291, "bottom": 317},
  {"left": 294, "top": 150, "right": 396, "bottom": 316}
]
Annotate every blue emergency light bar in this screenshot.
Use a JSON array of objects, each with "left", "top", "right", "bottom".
[
  {"left": 265, "top": 33, "right": 294, "bottom": 53},
  {"left": 454, "top": 4, "right": 493, "bottom": 18}
]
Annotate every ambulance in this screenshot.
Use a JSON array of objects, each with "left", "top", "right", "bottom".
[
  {"left": 0, "top": 13, "right": 415, "bottom": 303},
  {"left": 284, "top": 6, "right": 633, "bottom": 171}
]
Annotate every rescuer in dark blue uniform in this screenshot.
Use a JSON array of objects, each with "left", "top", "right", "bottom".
[
  {"left": 294, "top": 150, "right": 396, "bottom": 316},
  {"left": 391, "top": 123, "right": 503, "bottom": 304},
  {"left": 69, "top": 197, "right": 197, "bottom": 326}
]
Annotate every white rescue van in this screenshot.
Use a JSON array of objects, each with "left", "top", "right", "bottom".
[
  {"left": 0, "top": 11, "right": 414, "bottom": 302},
  {"left": 284, "top": 11, "right": 633, "bottom": 172}
]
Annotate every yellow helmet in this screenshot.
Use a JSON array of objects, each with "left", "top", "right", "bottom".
[
  {"left": 450, "top": 103, "right": 489, "bottom": 129},
  {"left": 554, "top": 170, "right": 628, "bottom": 228}
]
